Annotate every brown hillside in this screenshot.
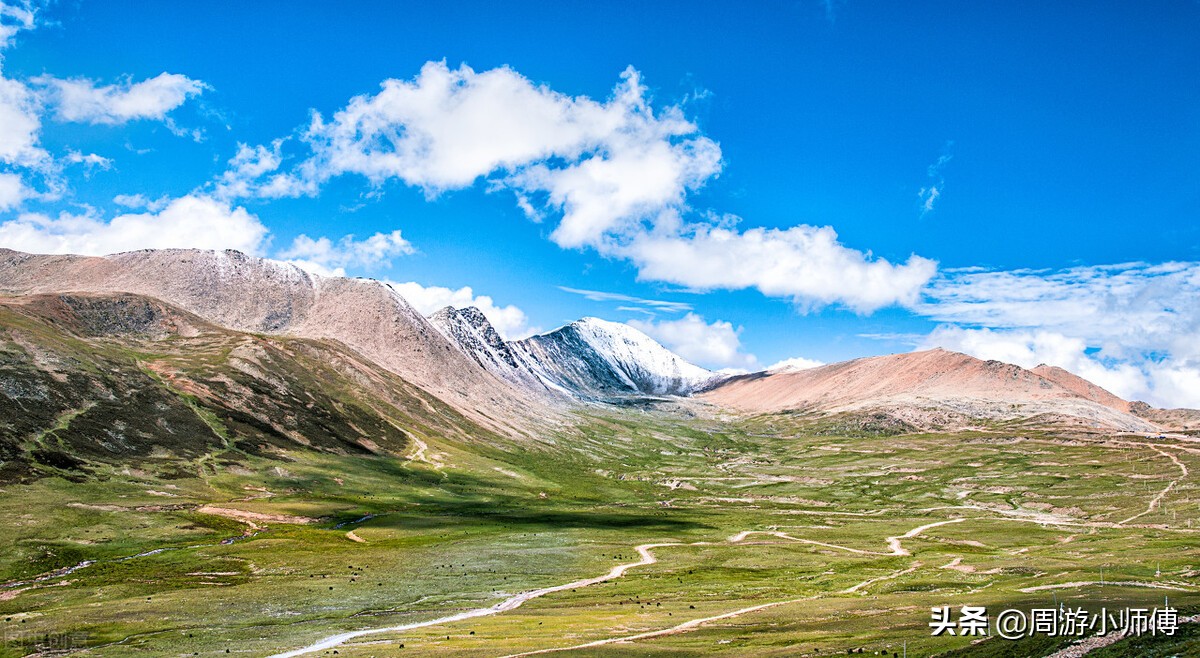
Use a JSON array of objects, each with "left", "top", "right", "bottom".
[
  {"left": 699, "top": 348, "right": 1155, "bottom": 432},
  {"left": 0, "top": 248, "right": 555, "bottom": 436}
]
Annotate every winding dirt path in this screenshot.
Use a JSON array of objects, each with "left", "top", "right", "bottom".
[
  {"left": 725, "top": 519, "right": 964, "bottom": 558},
  {"left": 886, "top": 519, "right": 966, "bottom": 556},
  {"left": 1019, "top": 580, "right": 1194, "bottom": 593},
  {"left": 266, "top": 540, "right": 673, "bottom": 658},
  {"left": 1116, "top": 447, "right": 1188, "bottom": 526},
  {"left": 407, "top": 436, "right": 430, "bottom": 464},
  {"left": 500, "top": 561, "right": 927, "bottom": 658},
  {"left": 268, "top": 518, "right": 959, "bottom": 658}
]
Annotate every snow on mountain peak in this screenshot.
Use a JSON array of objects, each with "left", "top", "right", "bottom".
[
  {"left": 566, "top": 316, "right": 713, "bottom": 384},
  {"left": 430, "top": 309, "right": 717, "bottom": 398}
]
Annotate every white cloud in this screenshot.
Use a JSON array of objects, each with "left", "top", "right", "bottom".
[
  {"left": 0, "top": 170, "right": 26, "bottom": 209},
  {"left": 557, "top": 286, "right": 692, "bottom": 313},
  {"left": 37, "top": 72, "right": 208, "bottom": 125},
  {"left": 386, "top": 280, "right": 536, "bottom": 340},
  {"left": 918, "top": 142, "right": 952, "bottom": 216},
  {"left": 278, "top": 230, "right": 414, "bottom": 275},
  {"left": 249, "top": 61, "right": 722, "bottom": 252},
  {"left": 917, "top": 262, "right": 1200, "bottom": 408},
  {"left": 628, "top": 312, "right": 757, "bottom": 369},
  {"left": 280, "top": 258, "right": 345, "bottom": 278},
  {"left": 0, "top": 4, "right": 49, "bottom": 212},
  {"left": 919, "top": 262, "right": 1199, "bottom": 357},
  {"left": 0, "top": 1, "right": 34, "bottom": 51},
  {"left": 219, "top": 61, "right": 935, "bottom": 314},
  {"left": 624, "top": 223, "right": 937, "bottom": 313},
  {"left": 212, "top": 140, "right": 291, "bottom": 199},
  {"left": 288, "top": 61, "right": 715, "bottom": 207},
  {"left": 64, "top": 150, "right": 112, "bottom": 170},
  {"left": 510, "top": 114, "right": 721, "bottom": 249},
  {"left": 918, "top": 185, "right": 940, "bottom": 214},
  {"left": 111, "top": 192, "right": 169, "bottom": 211},
  {"left": 0, "top": 10, "right": 209, "bottom": 214},
  {"left": 0, "top": 73, "right": 45, "bottom": 168},
  {"left": 767, "top": 356, "right": 825, "bottom": 372},
  {"left": 0, "top": 194, "right": 269, "bottom": 256}
]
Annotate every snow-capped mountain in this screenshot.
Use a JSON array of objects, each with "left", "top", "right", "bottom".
[
  {"left": 431, "top": 309, "right": 718, "bottom": 398},
  {"left": 516, "top": 317, "right": 717, "bottom": 396}
]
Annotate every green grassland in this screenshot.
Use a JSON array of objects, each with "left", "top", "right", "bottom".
[{"left": 1, "top": 296, "right": 1198, "bottom": 656}]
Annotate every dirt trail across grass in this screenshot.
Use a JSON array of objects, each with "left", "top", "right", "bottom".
[
  {"left": 1116, "top": 446, "right": 1188, "bottom": 526},
  {"left": 195, "top": 505, "right": 317, "bottom": 528},
  {"left": 1019, "top": 580, "right": 1194, "bottom": 593},
  {"left": 407, "top": 436, "right": 430, "bottom": 464},
  {"left": 726, "top": 518, "right": 964, "bottom": 558},
  {"left": 266, "top": 518, "right": 962, "bottom": 658}
]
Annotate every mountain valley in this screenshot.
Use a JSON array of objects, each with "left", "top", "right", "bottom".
[{"left": 0, "top": 249, "right": 1197, "bottom": 658}]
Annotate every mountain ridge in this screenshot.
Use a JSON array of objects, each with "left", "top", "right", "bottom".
[
  {"left": 0, "top": 248, "right": 553, "bottom": 437},
  {"left": 431, "top": 307, "right": 719, "bottom": 398},
  {"left": 1, "top": 247, "right": 1191, "bottom": 434}
]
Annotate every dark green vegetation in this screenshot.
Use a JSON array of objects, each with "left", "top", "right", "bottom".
[{"left": 1, "top": 294, "right": 1198, "bottom": 656}]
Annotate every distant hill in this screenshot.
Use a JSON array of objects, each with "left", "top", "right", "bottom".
[{"left": 698, "top": 348, "right": 1159, "bottom": 433}]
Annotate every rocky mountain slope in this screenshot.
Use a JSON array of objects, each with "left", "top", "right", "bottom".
[
  {"left": 1030, "top": 364, "right": 1131, "bottom": 412},
  {"left": 698, "top": 348, "right": 1160, "bottom": 432},
  {"left": 431, "top": 308, "right": 717, "bottom": 398},
  {"left": 429, "top": 306, "right": 554, "bottom": 393},
  {"left": 0, "top": 248, "right": 552, "bottom": 437},
  {"left": 0, "top": 292, "right": 498, "bottom": 482}
]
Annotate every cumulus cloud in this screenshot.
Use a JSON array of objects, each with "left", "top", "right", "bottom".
[
  {"left": 279, "top": 230, "right": 414, "bottom": 277},
  {"left": 36, "top": 72, "right": 208, "bottom": 125},
  {"left": 624, "top": 224, "right": 937, "bottom": 313},
  {"left": 0, "top": 194, "right": 269, "bottom": 256},
  {"left": 0, "top": 73, "right": 45, "bottom": 168},
  {"left": 767, "top": 356, "right": 825, "bottom": 371},
  {"left": 387, "top": 280, "right": 536, "bottom": 339},
  {"left": 628, "top": 312, "right": 757, "bottom": 369},
  {"left": 0, "top": 170, "right": 26, "bottom": 209},
  {"left": 917, "top": 262, "right": 1200, "bottom": 408},
  {"left": 0, "top": 8, "right": 210, "bottom": 215},
  {"left": 222, "top": 61, "right": 932, "bottom": 312},
  {"left": 245, "top": 62, "right": 722, "bottom": 250},
  {"left": 212, "top": 141, "right": 289, "bottom": 199},
  {"left": 0, "top": 4, "right": 51, "bottom": 213}
]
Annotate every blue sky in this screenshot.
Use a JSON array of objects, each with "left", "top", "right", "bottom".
[{"left": 1, "top": 1, "right": 1198, "bottom": 406}]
